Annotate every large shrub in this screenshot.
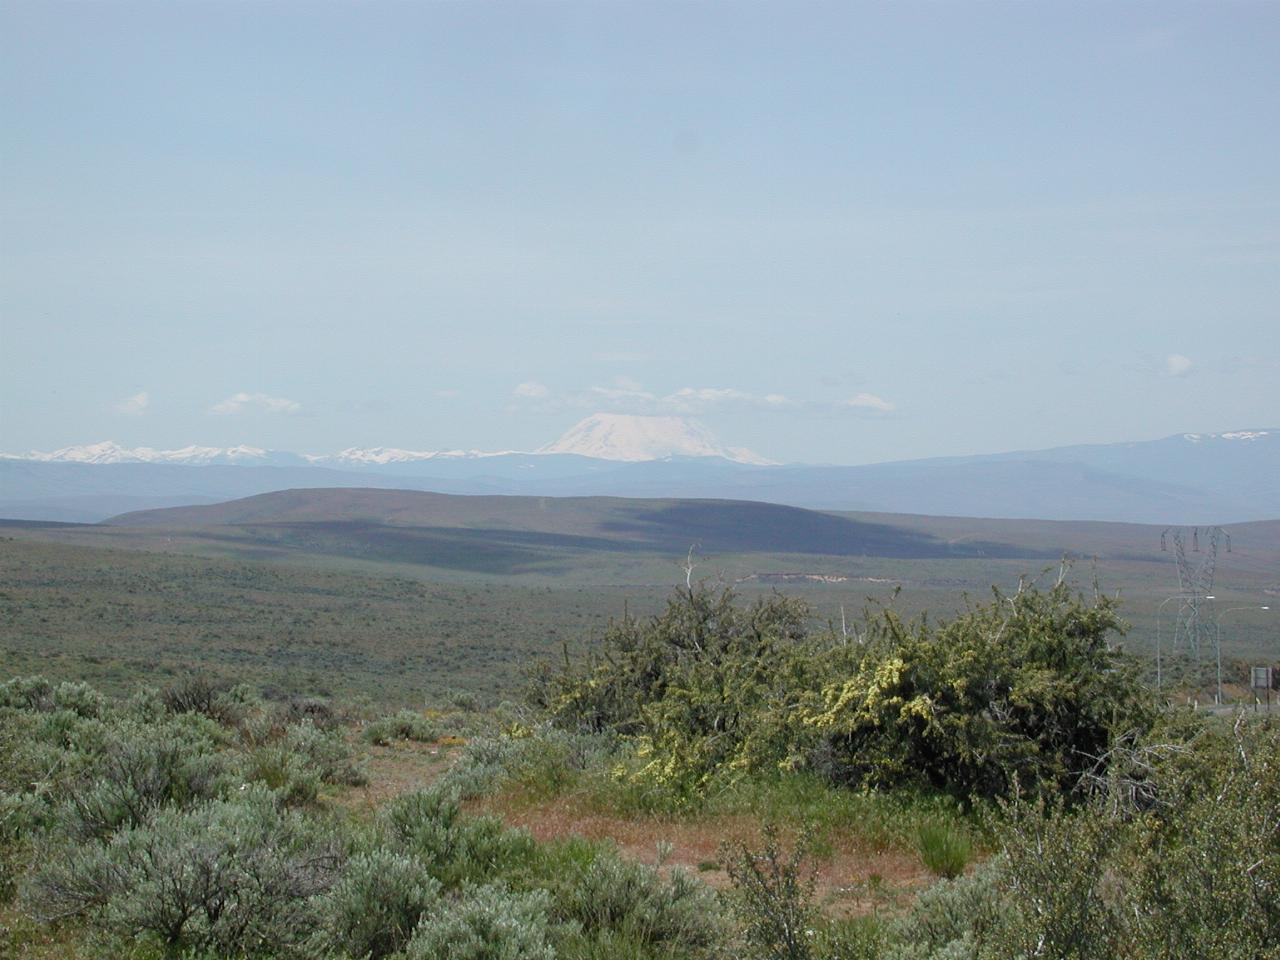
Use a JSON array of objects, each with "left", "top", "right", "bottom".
[
  {"left": 996, "top": 714, "right": 1280, "bottom": 959},
  {"left": 801, "top": 579, "right": 1151, "bottom": 801},
  {"left": 58, "top": 715, "right": 230, "bottom": 840},
  {"left": 27, "top": 785, "right": 343, "bottom": 953},
  {"left": 381, "top": 788, "right": 538, "bottom": 890},
  {"left": 322, "top": 847, "right": 441, "bottom": 958},
  {"left": 404, "top": 883, "right": 556, "bottom": 960},
  {"left": 535, "top": 578, "right": 1151, "bottom": 802},
  {"left": 557, "top": 848, "right": 725, "bottom": 951}
]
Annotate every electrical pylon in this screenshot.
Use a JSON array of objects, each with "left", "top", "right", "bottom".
[{"left": 1160, "top": 526, "right": 1230, "bottom": 659}]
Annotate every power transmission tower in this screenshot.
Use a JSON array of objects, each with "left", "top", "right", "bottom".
[{"left": 1160, "top": 526, "right": 1230, "bottom": 660}]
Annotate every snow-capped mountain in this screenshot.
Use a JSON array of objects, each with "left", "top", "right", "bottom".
[
  {"left": 2, "top": 441, "right": 304, "bottom": 467},
  {"left": 319, "top": 447, "right": 517, "bottom": 467},
  {"left": 536, "top": 414, "right": 774, "bottom": 464},
  {"left": 5, "top": 425, "right": 1276, "bottom": 526},
  {"left": 7, "top": 415, "right": 770, "bottom": 467},
  {"left": 1184, "top": 430, "right": 1270, "bottom": 442}
]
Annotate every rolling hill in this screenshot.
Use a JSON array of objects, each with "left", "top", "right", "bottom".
[{"left": 105, "top": 488, "right": 1039, "bottom": 566}]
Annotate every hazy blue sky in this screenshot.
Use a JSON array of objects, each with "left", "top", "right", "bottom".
[{"left": 2, "top": 1, "right": 1277, "bottom": 464}]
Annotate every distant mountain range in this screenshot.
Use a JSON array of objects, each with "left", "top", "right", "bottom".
[
  {"left": 2, "top": 418, "right": 1276, "bottom": 524},
  {"left": 2, "top": 414, "right": 770, "bottom": 468}
]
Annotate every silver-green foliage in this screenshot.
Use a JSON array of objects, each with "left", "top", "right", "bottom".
[
  {"left": 381, "top": 788, "right": 538, "bottom": 890},
  {"left": 58, "top": 715, "right": 231, "bottom": 840},
  {"left": 722, "top": 824, "right": 818, "bottom": 960},
  {"left": 0, "top": 676, "right": 104, "bottom": 717},
  {"left": 997, "top": 714, "right": 1280, "bottom": 960},
  {"left": 321, "top": 847, "right": 441, "bottom": 959},
  {"left": 27, "top": 785, "right": 343, "bottom": 953},
  {"left": 285, "top": 719, "right": 366, "bottom": 786},
  {"left": 364, "top": 709, "right": 440, "bottom": 746},
  {"left": 404, "top": 883, "right": 556, "bottom": 960},
  {"left": 887, "top": 861, "right": 1012, "bottom": 960},
  {"left": 440, "top": 726, "right": 616, "bottom": 801},
  {"left": 558, "top": 851, "right": 726, "bottom": 951}
]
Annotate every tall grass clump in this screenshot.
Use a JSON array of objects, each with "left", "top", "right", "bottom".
[{"left": 916, "top": 821, "right": 972, "bottom": 879}]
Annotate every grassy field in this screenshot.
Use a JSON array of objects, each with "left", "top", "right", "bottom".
[
  {"left": 2, "top": 499, "right": 1277, "bottom": 706},
  {"left": 0, "top": 537, "right": 682, "bottom": 704}
]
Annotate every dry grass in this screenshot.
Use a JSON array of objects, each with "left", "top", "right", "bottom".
[
  {"left": 328, "top": 736, "right": 941, "bottom": 919},
  {"left": 330, "top": 735, "right": 462, "bottom": 814},
  {"left": 467, "top": 790, "right": 934, "bottom": 916}
]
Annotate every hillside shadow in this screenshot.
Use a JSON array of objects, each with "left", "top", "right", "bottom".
[
  {"left": 194, "top": 522, "right": 632, "bottom": 575},
  {"left": 600, "top": 501, "right": 1044, "bottom": 559}
]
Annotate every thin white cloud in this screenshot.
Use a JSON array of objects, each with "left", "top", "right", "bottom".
[
  {"left": 1165, "top": 353, "right": 1194, "bottom": 377},
  {"left": 510, "top": 379, "right": 894, "bottom": 417},
  {"left": 210, "top": 392, "right": 302, "bottom": 415},
  {"left": 847, "top": 392, "right": 895, "bottom": 412},
  {"left": 588, "top": 384, "right": 655, "bottom": 405},
  {"left": 513, "top": 381, "right": 550, "bottom": 399},
  {"left": 114, "top": 391, "right": 150, "bottom": 415},
  {"left": 667, "top": 387, "right": 764, "bottom": 408}
]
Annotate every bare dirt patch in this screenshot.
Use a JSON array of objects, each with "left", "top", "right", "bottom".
[
  {"left": 330, "top": 736, "right": 462, "bottom": 815},
  {"left": 468, "top": 792, "right": 934, "bottom": 915}
]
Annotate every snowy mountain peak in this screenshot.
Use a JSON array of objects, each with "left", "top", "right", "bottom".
[
  {"left": 7, "top": 442, "right": 293, "bottom": 466},
  {"left": 324, "top": 447, "right": 515, "bottom": 466},
  {"left": 1182, "top": 429, "right": 1271, "bottom": 443},
  {"left": 536, "top": 414, "right": 774, "bottom": 464}
]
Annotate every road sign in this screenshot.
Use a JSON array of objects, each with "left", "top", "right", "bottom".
[{"left": 1251, "top": 666, "right": 1274, "bottom": 690}]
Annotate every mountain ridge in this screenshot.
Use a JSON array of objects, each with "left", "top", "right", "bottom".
[
  {"left": 3, "top": 427, "right": 1276, "bottom": 525},
  {"left": 5, "top": 425, "right": 1272, "bottom": 469}
]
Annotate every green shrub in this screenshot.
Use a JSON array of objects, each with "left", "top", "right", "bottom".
[
  {"left": 533, "top": 578, "right": 1150, "bottom": 804},
  {"left": 278, "top": 696, "right": 342, "bottom": 731},
  {"left": 285, "top": 719, "right": 366, "bottom": 785},
  {"left": 0, "top": 676, "right": 55, "bottom": 712},
  {"left": 159, "top": 674, "right": 245, "bottom": 726},
  {"left": 557, "top": 848, "right": 725, "bottom": 950},
  {"left": 812, "top": 916, "right": 889, "bottom": 960},
  {"left": 995, "top": 715, "right": 1280, "bottom": 959},
  {"left": 382, "top": 788, "right": 538, "bottom": 889},
  {"left": 26, "top": 784, "right": 342, "bottom": 953},
  {"left": 449, "top": 690, "right": 481, "bottom": 712},
  {"left": 239, "top": 719, "right": 365, "bottom": 803},
  {"left": 888, "top": 861, "right": 1011, "bottom": 959},
  {"left": 322, "top": 847, "right": 441, "bottom": 958},
  {"left": 404, "top": 883, "right": 556, "bottom": 960},
  {"left": 916, "top": 821, "right": 972, "bottom": 879},
  {"left": 364, "top": 709, "right": 440, "bottom": 746},
  {"left": 441, "top": 727, "right": 616, "bottom": 801},
  {"left": 241, "top": 745, "right": 321, "bottom": 805},
  {"left": 0, "top": 793, "right": 33, "bottom": 903},
  {"left": 994, "top": 797, "right": 1128, "bottom": 957},
  {"left": 722, "top": 823, "right": 818, "bottom": 960},
  {"left": 58, "top": 716, "right": 230, "bottom": 840}
]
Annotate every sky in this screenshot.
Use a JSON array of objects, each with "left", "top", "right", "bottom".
[{"left": 2, "top": 1, "right": 1278, "bottom": 465}]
